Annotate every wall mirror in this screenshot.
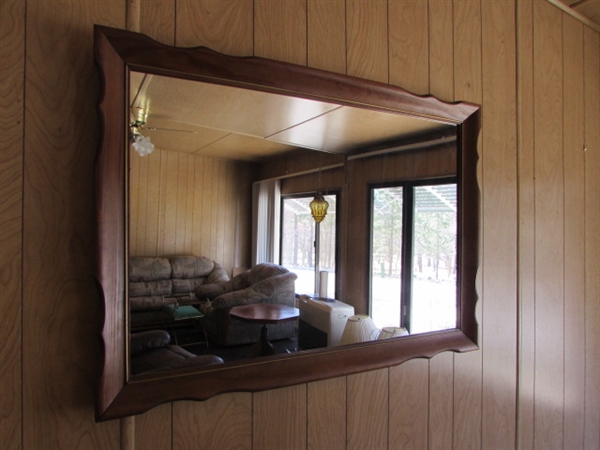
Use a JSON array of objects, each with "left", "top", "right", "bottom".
[{"left": 94, "top": 25, "right": 480, "bottom": 421}]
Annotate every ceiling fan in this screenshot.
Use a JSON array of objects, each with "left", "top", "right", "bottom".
[{"left": 129, "top": 107, "right": 197, "bottom": 156}]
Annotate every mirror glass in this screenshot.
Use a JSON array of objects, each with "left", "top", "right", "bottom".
[
  {"left": 94, "top": 25, "right": 479, "bottom": 421},
  {"left": 127, "top": 71, "right": 457, "bottom": 370}
]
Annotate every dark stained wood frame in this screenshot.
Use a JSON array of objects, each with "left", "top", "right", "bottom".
[{"left": 94, "top": 25, "right": 481, "bottom": 422}]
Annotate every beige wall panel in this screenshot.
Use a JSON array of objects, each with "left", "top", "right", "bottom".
[
  {"left": 254, "top": 0, "right": 307, "bottom": 65},
  {"left": 0, "top": 0, "right": 24, "bottom": 447},
  {"left": 346, "top": 0, "right": 388, "bottom": 83},
  {"left": 388, "top": 0, "right": 429, "bottom": 94},
  {"left": 347, "top": 369, "right": 388, "bottom": 450},
  {"left": 533, "top": 2, "right": 565, "bottom": 448},
  {"left": 583, "top": 26, "right": 600, "bottom": 450},
  {"left": 134, "top": 404, "right": 172, "bottom": 450},
  {"left": 254, "top": 385, "right": 307, "bottom": 450},
  {"left": 429, "top": 352, "right": 454, "bottom": 449},
  {"left": 173, "top": 394, "right": 252, "bottom": 450},
  {"left": 307, "top": 378, "right": 346, "bottom": 450},
  {"left": 426, "top": 4, "right": 456, "bottom": 444},
  {"left": 516, "top": 0, "right": 536, "bottom": 447},
  {"left": 480, "top": 0, "right": 518, "bottom": 448},
  {"left": 129, "top": 151, "right": 253, "bottom": 267},
  {"left": 452, "top": 0, "right": 483, "bottom": 448},
  {"left": 176, "top": 0, "right": 253, "bottom": 55},
  {"left": 561, "top": 14, "right": 586, "bottom": 449},
  {"left": 428, "top": 0, "right": 454, "bottom": 101},
  {"left": 308, "top": 0, "right": 346, "bottom": 73},
  {"left": 139, "top": 0, "right": 175, "bottom": 44},
  {"left": 389, "top": 359, "right": 429, "bottom": 449},
  {"left": 22, "top": 2, "right": 123, "bottom": 449}
]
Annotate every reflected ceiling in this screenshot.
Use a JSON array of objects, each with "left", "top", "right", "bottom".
[{"left": 130, "top": 72, "right": 453, "bottom": 161}]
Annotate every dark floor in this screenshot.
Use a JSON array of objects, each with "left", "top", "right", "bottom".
[{"left": 172, "top": 327, "right": 299, "bottom": 363}]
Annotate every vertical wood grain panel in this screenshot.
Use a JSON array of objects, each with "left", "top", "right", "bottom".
[
  {"left": 0, "top": 0, "right": 24, "bottom": 448},
  {"left": 480, "top": 0, "right": 518, "bottom": 448},
  {"left": 173, "top": 394, "right": 252, "bottom": 450},
  {"left": 144, "top": 149, "right": 162, "bottom": 256},
  {"left": 307, "top": 378, "right": 346, "bottom": 450},
  {"left": 254, "top": 0, "right": 307, "bottom": 65},
  {"left": 389, "top": 0, "right": 430, "bottom": 94},
  {"left": 254, "top": 385, "right": 307, "bottom": 450},
  {"left": 516, "top": 0, "right": 536, "bottom": 447},
  {"left": 307, "top": 0, "right": 346, "bottom": 73},
  {"left": 452, "top": 0, "right": 483, "bottom": 447},
  {"left": 176, "top": 0, "right": 253, "bottom": 55},
  {"left": 429, "top": 352, "right": 454, "bottom": 449},
  {"left": 134, "top": 404, "right": 172, "bottom": 450},
  {"left": 428, "top": 0, "right": 454, "bottom": 101},
  {"left": 389, "top": 359, "right": 429, "bottom": 449},
  {"left": 23, "top": 2, "right": 123, "bottom": 448},
  {"left": 583, "top": 25, "right": 600, "bottom": 450},
  {"left": 129, "top": 151, "right": 253, "bottom": 265},
  {"left": 427, "top": 2, "right": 456, "bottom": 447},
  {"left": 346, "top": 0, "right": 388, "bottom": 83},
  {"left": 347, "top": 369, "right": 388, "bottom": 450},
  {"left": 201, "top": 157, "right": 214, "bottom": 257},
  {"left": 561, "top": 14, "right": 586, "bottom": 450},
  {"left": 533, "top": 2, "right": 564, "bottom": 448},
  {"left": 185, "top": 155, "right": 197, "bottom": 255},
  {"left": 139, "top": 0, "right": 175, "bottom": 44}
]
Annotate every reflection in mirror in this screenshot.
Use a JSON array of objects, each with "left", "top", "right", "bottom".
[
  {"left": 127, "top": 72, "right": 458, "bottom": 371},
  {"left": 94, "top": 25, "right": 479, "bottom": 421}
]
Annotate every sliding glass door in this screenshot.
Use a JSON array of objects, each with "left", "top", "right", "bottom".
[{"left": 370, "top": 180, "right": 457, "bottom": 334}]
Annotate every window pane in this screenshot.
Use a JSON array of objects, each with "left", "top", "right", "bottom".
[
  {"left": 410, "top": 184, "right": 457, "bottom": 333},
  {"left": 281, "top": 195, "right": 336, "bottom": 297},
  {"left": 370, "top": 187, "right": 403, "bottom": 329}
]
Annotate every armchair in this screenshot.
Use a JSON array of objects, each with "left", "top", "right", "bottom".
[
  {"left": 196, "top": 263, "right": 298, "bottom": 347},
  {"left": 130, "top": 330, "right": 223, "bottom": 375}
]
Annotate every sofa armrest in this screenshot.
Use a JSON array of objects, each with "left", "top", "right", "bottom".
[
  {"left": 211, "top": 272, "right": 297, "bottom": 310},
  {"left": 130, "top": 330, "right": 171, "bottom": 356}
]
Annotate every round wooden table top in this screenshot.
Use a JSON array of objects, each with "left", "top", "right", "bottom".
[{"left": 230, "top": 303, "right": 299, "bottom": 324}]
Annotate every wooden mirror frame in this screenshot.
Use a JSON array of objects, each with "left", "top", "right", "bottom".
[{"left": 94, "top": 25, "right": 480, "bottom": 422}]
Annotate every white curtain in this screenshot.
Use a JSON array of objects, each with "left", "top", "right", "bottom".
[{"left": 252, "top": 179, "right": 281, "bottom": 265}]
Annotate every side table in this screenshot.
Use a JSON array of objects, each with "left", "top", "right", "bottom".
[{"left": 230, "top": 303, "right": 299, "bottom": 356}]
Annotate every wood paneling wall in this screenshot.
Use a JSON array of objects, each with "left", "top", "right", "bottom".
[
  {"left": 129, "top": 148, "right": 252, "bottom": 272},
  {"left": 0, "top": 1, "right": 598, "bottom": 449}
]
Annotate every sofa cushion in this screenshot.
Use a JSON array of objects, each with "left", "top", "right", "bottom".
[
  {"left": 170, "top": 256, "right": 231, "bottom": 294},
  {"left": 130, "top": 295, "right": 177, "bottom": 312},
  {"left": 129, "top": 257, "right": 172, "bottom": 282},
  {"left": 129, "top": 279, "right": 173, "bottom": 298}
]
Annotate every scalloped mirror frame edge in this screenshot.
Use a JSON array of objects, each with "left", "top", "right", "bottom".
[{"left": 94, "top": 24, "right": 480, "bottom": 422}]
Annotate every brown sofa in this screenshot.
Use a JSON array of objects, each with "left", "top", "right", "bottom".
[
  {"left": 129, "top": 255, "right": 230, "bottom": 331},
  {"left": 130, "top": 330, "right": 223, "bottom": 375},
  {"left": 196, "top": 263, "right": 298, "bottom": 347}
]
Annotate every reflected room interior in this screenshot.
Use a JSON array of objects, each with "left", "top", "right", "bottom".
[{"left": 127, "top": 72, "right": 460, "bottom": 373}]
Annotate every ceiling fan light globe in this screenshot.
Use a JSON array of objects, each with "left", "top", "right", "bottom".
[{"left": 132, "top": 134, "right": 155, "bottom": 156}]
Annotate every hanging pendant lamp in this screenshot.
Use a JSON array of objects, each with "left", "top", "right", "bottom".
[{"left": 310, "top": 193, "right": 329, "bottom": 223}]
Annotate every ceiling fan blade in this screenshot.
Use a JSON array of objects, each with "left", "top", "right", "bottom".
[{"left": 144, "top": 126, "right": 197, "bottom": 134}]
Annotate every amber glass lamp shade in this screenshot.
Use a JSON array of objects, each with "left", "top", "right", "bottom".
[{"left": 310, "top": 194, "right": 329, "bottom": 223}]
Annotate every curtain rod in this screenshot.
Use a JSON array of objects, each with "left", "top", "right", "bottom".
[
  {"left": 346, "top": 135, "right": 456, "bottom": 161},
  {"left": 257, "top": 134, "right": 456, "bottom": 182},
  {"left": 257, "top": 162, "right": 345, "bottom": 183}
]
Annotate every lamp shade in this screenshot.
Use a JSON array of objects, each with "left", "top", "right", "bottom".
[
  {"left": 340, "top": 315, "right": 379, "bottom": 345},
  {"left": 309, "top": 194, "right": 329, "bottom": 223},
  {"left": 377, "top": 326, "right": 409, "bottom": 340}
]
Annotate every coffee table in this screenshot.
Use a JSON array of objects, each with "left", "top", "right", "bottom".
[{"left": 230, "top": 303, "right": 299, "bottom": 356}]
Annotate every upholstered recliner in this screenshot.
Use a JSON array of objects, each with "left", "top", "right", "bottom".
[
  {"left": 130, "top": 330, "right": 223, "bottom": 375},
  {"left": 196, "top": 263, "right": 298, "bottom": 347},
  {"left": 129, "top": 256, "right": 230, "bottom": 331}
]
